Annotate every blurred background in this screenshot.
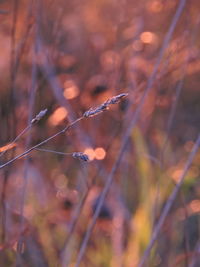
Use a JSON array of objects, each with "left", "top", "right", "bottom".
[{"left": 0, "top": 0, "right": 200, "bottom": 266}]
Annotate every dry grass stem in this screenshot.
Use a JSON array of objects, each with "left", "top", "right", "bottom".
[
  {"left": 0, "top": 93, "right": 127, "bottom": 169},
  {"left": 1, "top": 1, "right": 199, "bottom": 266}
]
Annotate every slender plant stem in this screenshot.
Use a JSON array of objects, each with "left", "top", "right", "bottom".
[
  {"left": 75, "top": 143, "right": 126, "bottom": 267},
  {"left": 75, "top": 0, "right": 187, "bottom": 265},
  {"left": 138, "top": 134, "right": 200, "bottom": 267},
  {"left": 59, "top": 124, "right": 123, "bottom": 265},
  {"left": 189, "top": 239, "right": 200, "bottom": 267},
  {"left": 0, "top": 117, "right": 84, "bottom": 170},
  {"left": 0, "top": 93, "right": 127, "bottom": 169},
  {"left": 0, "top": 124, "right": 32, "bottom": 158},
  {"left": 16, "top": 8, "right": 39, "bottom": 261},
  {"left": 35, "top": 148, "right": 72, "bottom": 156}
]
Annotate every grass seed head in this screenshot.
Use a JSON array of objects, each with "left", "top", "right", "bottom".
[
  {"left": 106, "top": 93, "right": 128, "bottom": 105},
  {"left": 83, "top": 92, "right": 128, "bottom": 118},
  {"left": 31, "top": 109, "right": 48, "bottom": 124},
  {"left": 72, "top": 152, "right": 89, "bottom": 162}
]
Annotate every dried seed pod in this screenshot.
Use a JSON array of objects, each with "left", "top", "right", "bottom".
[
  {"left": 83, "top": 105, "right": 108, "bottom": 118},
  {"left": 31, "top": 109, "right": 48, "bottom": 124},
  {"left": 83, "top": 92, "right": 128, "bottom": 118},
  {"left": 83, "top": 108, "right": 100, "bottom": 118},
  {"left": 72, "top": 152, "right": 89, "bottom": 162},
  {"left": 106, "top": 93, "right": 128, "bottom": 105}
]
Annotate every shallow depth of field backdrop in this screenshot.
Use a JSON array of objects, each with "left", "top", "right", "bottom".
[{"left": 0, "top": 0, "right": 200, "bottom": 266}]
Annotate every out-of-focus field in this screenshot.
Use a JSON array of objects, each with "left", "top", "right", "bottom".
[{"left": 0, "top": 0, "right": 200, "bottom": 266}]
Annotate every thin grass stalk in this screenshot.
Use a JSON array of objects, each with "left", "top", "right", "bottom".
[
  {"left": 59, "top": 126, "right": 123, "bottom": 265},
  {"left": 0, "top": 125, "right": 32, "bottom": 158},
  {"left": 75, "top": 1, "right": 187, "bottom": 265},
  {"left": 16, "top": 18, "right": 39, "bottom": 264},
  {"left": 188, "top": 239, "right": 200, "bottom": 267},
  {"left": 161, "top": 15, "right": 200, "bottom": 160},
  {"left": 0, "top": 0, "right": 20, "bottom": 247},
  {"left": 0, "top": 93, "right": 127, "bottom": 169},
  {"left": 139, "top": 133, "right": 200, "bottom": 267},
  {"left": 0, "top": 117, "right": 84, "bottom": 170}
]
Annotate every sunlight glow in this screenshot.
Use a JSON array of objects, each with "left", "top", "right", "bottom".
[
  {"left": 148, "top": 1, "right": 163, "bottom": 13},
  {"left": 63, "top": 80, "right": 79, "bottom": 99},
  {"left": 84, "top": 147, "right": 95, "bottom": 161},
  {"left": 172, "top": 169, "right": 183, "bottom": 182},
  {"left": 48, "top": 107, "right": 68, "bottom": 126},
  {"left": 140, "top": 32, "right": 155, "bottom": 44},
  {"left": 83, "top": 147, "right": 106, "bottom": 161},
  {"left": 94, "top": 147, "right": 106, "bottom": 160}
]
